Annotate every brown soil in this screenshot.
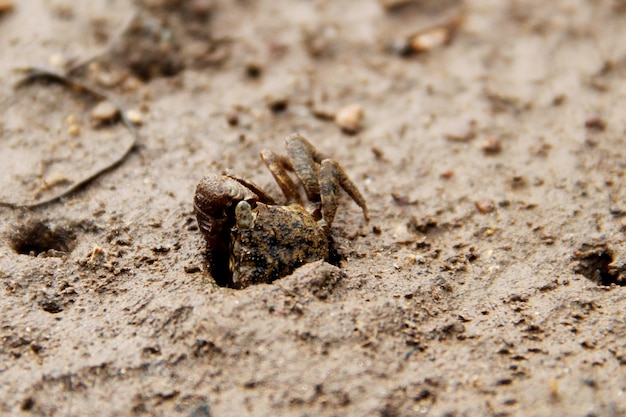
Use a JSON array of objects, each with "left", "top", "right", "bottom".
[{"left": 1, "top": 1, "right": 626, "bottom": 416}]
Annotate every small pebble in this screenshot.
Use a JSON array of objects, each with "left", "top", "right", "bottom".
[
  {"left": 482, "top": 136, "right": 502, "bottom": 154},
  {"left": 410, "top": 27, "right": 450, "bottom": 53},
  {"left": 66, "top": 114, "right": 80, "bottom": 136},
  {"left": 96, "top": 70, "right": 128, "bottom": 88},
  {"left": 90, "top": 101, "right": 119, "bottom": 124},
  {"left": 402, "top": 15, "right": 464, "bottom": 55},
  {"left": 184, "top": 264, "right": 202, "bottom": 274},
  {"left": 585, "top": 117, "right": 606, "bottom": 131},
  {"left": 126, "top": 108, "right": 143, "bottom": 125},
  {"left": 225, "top": 111, "right": 239, "bottom": 126},
  {"left": 335, "top": 104, "right": 364, "bottom": 133},
  {"left": 445, "top": 120, "right": 476, "bottom": 142},
  {"left": 475, "top": 199, "right": 495, "bottom": 214},
  {"left": 48, "top": 54, "right": 67, "bottom": 70},
  {"left": 440, "top": 170, "right": 454, "bottom": 179},
  {"left": 67, "top": 124, "right": 80, "bottom": 136}
]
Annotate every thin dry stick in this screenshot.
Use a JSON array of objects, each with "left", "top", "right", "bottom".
[{"left": 0, "top": 67, "right": 139, "bottom": 209}]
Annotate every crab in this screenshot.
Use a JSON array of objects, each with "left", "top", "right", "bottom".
[{"left": 194, "top": 133, "right": 369, "bottom": 289}]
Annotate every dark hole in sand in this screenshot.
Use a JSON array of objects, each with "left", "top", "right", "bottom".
[
  {"left": 573, "top": 244, "right": 626, "bottom": 286},
  {"left": 9, "top": 220, "right": 77, "bottom": 256}
]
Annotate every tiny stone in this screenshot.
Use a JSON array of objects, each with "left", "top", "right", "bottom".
[
  {"left": 482, "top": 136, "right": 502, "bottom": 154},
  {"left": 66, "top": 114, "right": 78, "bottom": 126},
  {"left": 475, "top": 199, "right": 495, "bottom": 214},
  {"left": 440, "top": 169, "right": 454, "bottom": 179},
  {"left": 126, "top": 109, "right": 143, "bottom": 125},
  {"left": 585, "top": 117, "right": 606, "bottom": 131},
  {"left": 410, "top": 27, "right": 450, "bottom": 53},
  {"left": 96, "top": 70, "right": 127, "bottom": 88},
  {"left": 67, "top": 124, "right": 80, "bottom": 136},
  {"left": 445, "top": 120, "right": 476, "bottom": 142},
  {"left": 152, "top": 245, "right": 170, "bottom": 253},
  {"left": 90, "top": 101, "right": 119, "bottom": 124},
  {"left": 226, "top": 111, "right": 239, "bottom": 126},
  {"left": 48, "top": 54, "right": 67, "bottom": 70},
  {"left": 335, "top": 103, "right": 364, "bottom": 133},
  {"left": 185, "top": 264, "right": 202, "bottom": 274}
]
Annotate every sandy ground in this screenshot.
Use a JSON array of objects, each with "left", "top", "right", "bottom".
[{"left": 1, "top": 0, "right": 626, "bottom": 416}]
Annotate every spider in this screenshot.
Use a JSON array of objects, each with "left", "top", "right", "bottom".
[{"left": 194, "top": 133, "right": 369, "bottom": 289}]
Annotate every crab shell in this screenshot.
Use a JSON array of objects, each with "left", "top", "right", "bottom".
[{"left": 230, "top": 201, "right": 329, "bottom": 289}]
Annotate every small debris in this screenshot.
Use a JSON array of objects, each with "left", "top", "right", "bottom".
[
  {"left": 552, "top": 94, "right": 566, "bottom": 106},
  {"left": 394, "top": 15, "right": 465, "bottom": 56},
  {"left": 126, "top": 108, "right": 143, "bottom": 125},
  {"left": 440, "top": 169, "right": 454, "bottom": 179},
  {"left": 445, "top": 120, "right": 476, "bottom": 142},
  {"left": 152, "top": 245, "right": 170, "bottom": 253},
  {"left": 310, "top": 101, "right": 336, "bottom": 121},
  {"left": 66, "top": 114, "right": 81, "bottom": 136},
  {"left": 482, "top": 136, "right": 502, "bottom": 154},
  {"left": 371, "top": 147, "right": 386, "bottom": 161},
  {"left": 89, "top": 244, "right": 106, "bottom": 264},
  {"left": 225, "top": 111, "right": 239, "bottom": 126},
  {"left": 335, "top": 103, "right": 364, "bottom": 133},
  {"left": 95, "top": 69, "right": 128, "bottom": 88},
  {"left": 549, "top": 379, "right": 560, "bottom": 400},
  {"left": 90, "top": 100, "right": 119, "bottom": 125},
  {"left": 408, "top": 216, "right": 438, "bottom": 234},
  {"left": 475, "top": 199, "right": 495, "bottom": 214},
  {"left": 303, "top": 23, "right": 338, "bottom": 58},
  {"left": 266, "top": 96, "right": 289, "bottom": 113},
  {"left": 511, "top": 176, "right": 526, "bottom": 188},
  {"left": 584, "top": 117, "right": 606, "bottom": 131},
  {"left": 67, "top": 124, "right": 80, "bottom": 136},
  {"left": 48, "top": 54, "right": 67, "bottom": 70},
  {"left": 122, "top": 76, "right": 142, "bottom": 92},
  {"left": 391, "top": 192, "right": 418, "bottom": 206},
  {"left": 184, "top": 264, "right": 202, "bottom": 274}
]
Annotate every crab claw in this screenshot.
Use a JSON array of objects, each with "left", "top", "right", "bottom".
[
  {"left": 195, "top": 174, "right": 256, "bottom": 214},
  {"left": 194, "top": 174, "right": 258, "bottom": 236}
]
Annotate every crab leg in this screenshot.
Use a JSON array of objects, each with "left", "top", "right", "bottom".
[
  {"left": 226, "top": 174, "right": 277, "bottom": 205},
  {"left": 285, "top": 133, "right": 326, "bottom": 202},
  {"left": 259, "top": 149, "right": 302, "bottom": 204},
  {"left": 319, "top": 159, "right": 370, "bottom": 227}
]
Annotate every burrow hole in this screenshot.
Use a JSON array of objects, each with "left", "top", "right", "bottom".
[
  {"left": 8, "top": 219, "right": 77, "bottom": 256},
  {"left": 573, "top": 244, "right": 626, "bottom": 286}
]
